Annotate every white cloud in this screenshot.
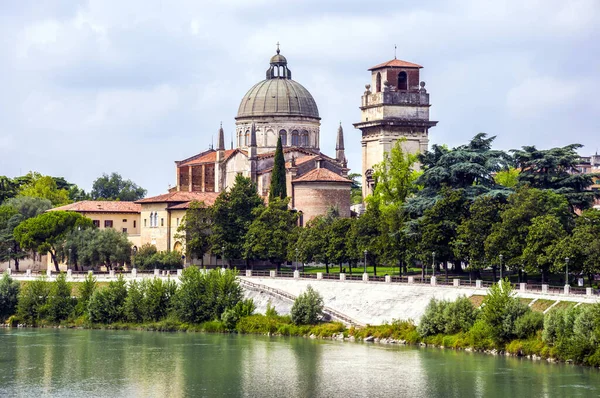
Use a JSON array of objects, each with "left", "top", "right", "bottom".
[{"left": 506, "top": 76, "right": 582, "bottom": 118}]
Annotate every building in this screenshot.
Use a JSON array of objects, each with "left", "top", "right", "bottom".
[{"left": 353, "top": 58, "right": 437, "bottom": 198}]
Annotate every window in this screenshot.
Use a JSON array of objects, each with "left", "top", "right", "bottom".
[
  {"left": 301, "top": 130, "right": 308, "bottom": 146},
  {"left": 398, "top": 71, "right": 407, "bottom": 90},
  {"left": 376, "top": 72, "right": 381, "bottom": 92},
  {"left": 144, "top": 219, "right": 147, "bottom": 227},
  {"left": 245, "top": 130, "right": 250, "bottom": 146},
  {"left": 134, "top": 220, "right": 137, "bottom": 228},
  {"left": 104, "top": 220, "right": 113, "bottom": 228},
  {"left": 122, "top": 219, "right": 127, "bottom": 223},
  {"left": 279, "top": 129, "right": 287, "bottom": 146},
  {"left": 122, "top": 228, "right": 128, "bottom": 233},
  {"left": 161, "top": 218, "right": 164, "bottom": 227},
  {"left": 176, "top": 218, "right": 180, "bottom": 226},
  {"left": 93, "top": 220, "right": 100, "bottom": 228},
  {"left": 291, "top": 130, "right": 299, "bottom": 146}
]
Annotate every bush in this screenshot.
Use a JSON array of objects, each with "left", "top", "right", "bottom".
[
  {"left": 17, "top": 278, "right": 50, "bottom": 324},
  {"left": 0, "top": 274, "right": 20, "bottom": 321},
  {"left": 291, "top": 285, "right": 324, "bottom": 325},
  {"left": 131, "top": 243, "right": 158, "bottom": 269},
  {"left": 418, "top": 296, "right": 476, "bottom": 337},
  {"left": 480, "top": 280, "right": 530, "bottom": 343},
  {"left": 542, "top": 307, "right": 580, "bottom": 344},
  {"left": 466, "top": 319, "right": 494, "bottom": 350},
  {"left": 46, "top": 273, "right": 75, "bottom": 323},
  {"left": 265, "top": 301, "right": 278, "bottom": 318},
  {"left": 514, "top": 311, "right": 544, "bottom": 339},
  {"left": 173, "top": 267, "right": 242, "bottom": 324},
  {"left": 88, "top": 276, "right": 128, "bottom": 323},
  {"left": 221, "top": 299, "right": 256, "bottom": 330},
  {"left": 74, "top": 273, "right": 96, "bottom": 316},
  {"left": 124, "top": 280, "right": 144, "bottom": 323}
]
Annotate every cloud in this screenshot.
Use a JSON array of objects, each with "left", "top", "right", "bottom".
[{"left": 0, "top": 0, "right": 599, "bottom": 196}]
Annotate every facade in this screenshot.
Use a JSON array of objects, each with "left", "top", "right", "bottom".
[
  {"left": 353, "top": 58, "right": 437, "bottom": 198},
  {"left": 172, "top": 46, "right": 352, "bottom": 224}
]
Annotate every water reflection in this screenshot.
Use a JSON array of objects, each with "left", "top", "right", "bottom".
[{"left": 1, "top": 329, "right": 599, "bottom": 398}]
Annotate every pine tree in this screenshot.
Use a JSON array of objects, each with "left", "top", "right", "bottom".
[{"left": 269, "top": 136, "right": 287, "bottom": 201}]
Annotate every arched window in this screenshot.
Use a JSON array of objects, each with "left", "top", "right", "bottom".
[
  {"left": 279, "top": 129, "right": 287, "bottom": 146},
  {"left": 238, "top": 132, "right": 243, "bottom": 147},
  {"left": 245, "top": 130, "right": 250, "bottom": 146},
  {"left": 291, "top": 130, "right": 299, "bottom": 146},
  {"left": 376, "top": 72, "right": 382, "bottom": 92},
  {"left": 301, "top": 130, "right": 308, "bottom": 146},
  {"left": 398, "top": 71, "right": 407, "bottom": 90}
]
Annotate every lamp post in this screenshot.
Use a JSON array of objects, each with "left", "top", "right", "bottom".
[
  {"left": 432, "top": 252, "right": 436, "bottom": 277},
  {"left": 363, "top": 250, "right": 368, "bottom": 274},
  {"left": 68, "top": 248, "right": 72, "bottom": 270},
  {"left": 565, "top": 257, "right": 570, "bottom": 286},
  {"left": 295, "top": 247, "right": 299, "bottom": 272},
  {"left": 499, "top": 254, "right": 503, "bottom": 281},
  {"left": 221, "top": 245, "right": 225, "bottom": 268},
  {"left": 7, "top": 248, "right": 11, "bottom": 271}
]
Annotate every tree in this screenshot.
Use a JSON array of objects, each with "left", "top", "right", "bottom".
[
  {"left": 131, "top": 243, "right": 158, "bottom": 269},
  {"left": 0, "top": 274, "right": 20, "bottom": 321},
  {"left": 0, "top": 176, "right": 19, "bottom": 203},
  {"left": 512, "top": 144, "right": 600, "bottom": 211},
  {"left": 243, "top": 198, "right": 298, "bottom": 271},
  {"left": 0, "top": 197, "right": 52, "bottom": 271},
  {"left": 485, "top": 188, "right": 572, "bottom": 281},
  {"left": 346, "top": 204, "right": 382, "bottom": 275},
  {"left": 326, "top": 217, "right": 352, "bottom": 273},
  {"left": 295, "top": 215, "right": 331, "bottom": 273},
  {"left": 551, "top": 209, "right": 600, "bottom": 286},
  {"left": 87, "top": 228, "right": 132, "bottom": 270},
  {"left": 176, "top": 201, "right": 212, "bottom": 264},
  {"left": 522, "top": 215, "right": 567, "bottom": 283},
  {"left": 269, "top": 136, "right": 287, "bottom": 201},
  {"left": 480, "top": 280, "right": 530, "bottom": 344},
  {"left": 405, "top": 133, "right": 512, "bottom": 217},
  {"left": 453, "top": 195, "right": 504, "bottom": 278},
  {"left": 46, "top": 273, "right": 75, "bottom": 322},
  {"left": 348, "top": 173, "right": 363, "bottom": 205},
  {"left": 290, "top": 285, "right": 324, "bottom": 325},
  {"left": 211, "top": 175, "right": 264, "bottom": 264},
  {"left": 17, "top": 277, "right": 50, "bottom": 324},
  {"left": 18, "top": 173, "right": 71, "bottom": 206},
  {"left": 494, "top": 168, "right": 520, "bottom": 188},
  {"left": 91, "top": 172, "right": 147, "bottom": 201},
  {"left": 87, "top": 276, "right": 128, "bottom": 323},
  {"left": 14, "top": 211, "right": 94, "bottom": 271}
]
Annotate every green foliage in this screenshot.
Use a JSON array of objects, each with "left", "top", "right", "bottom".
[
  {"left": 87, "top": 276, "right": 128, "bottom": 323},
  {"left": 494, "top": 168, "right": 520, "bottom": 188},
  {"left": 265, "top": 301, "right": 278, "bottom": 318},
  {"left": 269, "top": 136, "right": 287, "bottom": 201},
  {"left": 176, "top": 201, "right": 212, "bottom": 262},
  {"left": 91, "top": 172, "right": 146, "bottom": 201},
  {"left": 17, "top": 278, "right": 50, "bottom": 324},
  {"left": 74, "top": 273, "right": 96, "bottom": 316},
  {"left": 221, "top": 299, "right": 256, "bottom": 330},
  {"left": 348, "top": 173, "right": 363, "bottom": 205},
  {"left": 514, "top": 311, "right": 544, "bottom": 339},
  {"left": 14, "top": 211, "right": 94, "bottom": 271},
  {"left": 146, "top": 251, "right": 183, "bottom": 270},
  {"left": 522, "top": 214, "right": 566, "bottom": 282},
  {"left": 211, "top": 175, "right": 264, "bottom": 263},
  {"left": 123, "top": 280, "right": 144, "bottom": 323},
  {"left": 131, "top": 243, "right": 158, "bottom": 269},
  {"left": 244, "top": 197, "right": 297, "bottom": 268},
  {"left": 418, "top": 296, "right": 477, "bottom": 337},
  {"left": 0, "top": 274, "right": 20, "bottom": 321},
  {"left": 173, "top": 267, "right": 242, "bottom": 324},
  {"left": 291, "top": 285, "right": 324, "bottom": 325},
  {"left": 17, "top": 173, "right": 71, "bottom": 206},
  {"left": 480, "top": 280, "right": 531, "bottom": 343},
  {"left": 46, "top": 273, "right": 75, "bottom": 323}
]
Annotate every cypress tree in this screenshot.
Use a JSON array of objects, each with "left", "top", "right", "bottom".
[{"left": 269, "top": 136, "right": 287, "bottom": 200}]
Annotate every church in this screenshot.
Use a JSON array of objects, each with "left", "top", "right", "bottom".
[{"left": 49, "top": 46, "right": 436, "bottom": 263}]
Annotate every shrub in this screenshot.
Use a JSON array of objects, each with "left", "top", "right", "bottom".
[
  {"left": 514, "top": 311, "right": 544, "bottom": 339},
  {"left": 221, "top": 299, "right": 256, "bottom": 330},
  {"left": 88, "top": 276, "right": 127, "bottom": 323},
  {"left": 480, "top": 280, "right": 530, "bottom": 343},
  {"left": 0, "top": 274, "right": 20, "bottom": 321},
  {"left": 131, "top": 243, "right": 158, "bottom": 269},
  {"left": 466, "top": 319, "right": 494, "bottom": 350},
  {"left": 124, "top": 280, "right": 144, "bottom": 323},
  {"left": 141, "top": 277, "right": 177, "bottom": 322},
  {"left": 74, "top": 273, "right": 96, "bottom": 316},
  {"left": 46, "top": 273, "right": 75, "bottom": 323},
  {"left": 418, "top": 296, "right": 476, "bottom": 337},
  {"left": 291, "top": 285, "right": 324, "bottom": 325},
  {"left": 173, "top": 267, "right": 242, "bottom": 324},
  {"left": 542, "top": 307, "right": 580, "bottom": 344},
  {"left": 17, "top": 278, "right": 50, "bottom": 324},
  {"left": 265, "top": 301, "right": 278, "bottom": 318}
]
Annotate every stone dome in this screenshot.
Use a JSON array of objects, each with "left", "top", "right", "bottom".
[{"left": 236, "top": 78, "right": 320, "bottom": 119}]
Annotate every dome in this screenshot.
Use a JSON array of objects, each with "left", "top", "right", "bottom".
[
  {"left": 270, "top": 53, "right": 287, "bottom": 64},
  {"left": 236, "top": 77, "right": 320, "bottom": 119}
]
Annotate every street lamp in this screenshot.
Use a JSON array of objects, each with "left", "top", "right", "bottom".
[
  {"left": 68, "top": 248, "right": 72, "bottom": 270},
  {"left": 7, "top": 248, "right": 11, "bottom": 271},
  {"left": 499, "top": 254, "right": 503, "bottom": 281},
  {"left": 363, "top": 250, "right": 368, "bottom": 274},
  {"left": 221, "top": 245, "right": 225, "bottom": 268},
  {"left": 432, "top": 252, "right": 436, "bottom": 277},
  {"left": 565, "top": 257, "right": 570, "bottom": 286},
  {"left": 295, "top": 247, "right": 299, "bottom": 272}
]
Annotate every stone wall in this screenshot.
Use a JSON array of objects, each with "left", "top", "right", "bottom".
[{"left": 292, "top": 182, "right": 351, "bottom": 222}]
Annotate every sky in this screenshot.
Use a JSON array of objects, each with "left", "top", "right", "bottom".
[{"left": 1, "top": 0, "right": 599, "bottom": 196}]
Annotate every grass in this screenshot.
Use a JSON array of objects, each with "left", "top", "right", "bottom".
[
  {"left": 468, "top": 295, "right": 486, "bottom": 308},
  {"left": 530, "top": 299, "right": 556, "bottom": 313},
  {"left": 519, "top": 298, "right": 533, "bottom": 306},
  {"left": 300, "top": 265, "right": 421, "bottom": 276},
  {"left": 547, "top": 301, "right": 578, "bottom": 312}
]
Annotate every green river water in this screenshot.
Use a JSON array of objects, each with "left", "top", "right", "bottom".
[{"left": 0, "top": 328, "right": 599, "bottom": 397}]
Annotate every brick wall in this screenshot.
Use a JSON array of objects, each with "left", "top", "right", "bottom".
[{"left": 293, "top": 182, "right": 351, "bottom": 223}]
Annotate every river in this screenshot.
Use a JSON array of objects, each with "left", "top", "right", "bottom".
[{"left": 0, "top": 329, "right": 599, "bottom": 397}]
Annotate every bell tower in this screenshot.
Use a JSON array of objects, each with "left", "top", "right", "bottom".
[{"left": 353, "top": 58, "right": 437, "bottom": 199}]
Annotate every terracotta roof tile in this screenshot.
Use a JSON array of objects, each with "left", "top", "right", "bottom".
[
  {"left": 136, "top": 191, "right": 219, "bottom": 205},
  {"left": 257, "top": 147, "right": 318, "bottom": 160},
  {"left": 49, "top": 201, "right": 141, "bottom": 213},
  {"left": 178, "top": 149, "right": 240, "bottom": 167},
  {"left": 368, "top": 59, "right": 423, "bottom": 70},
  {"left": 293, "top": 168, "right": 352, "bottom": 184}
]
